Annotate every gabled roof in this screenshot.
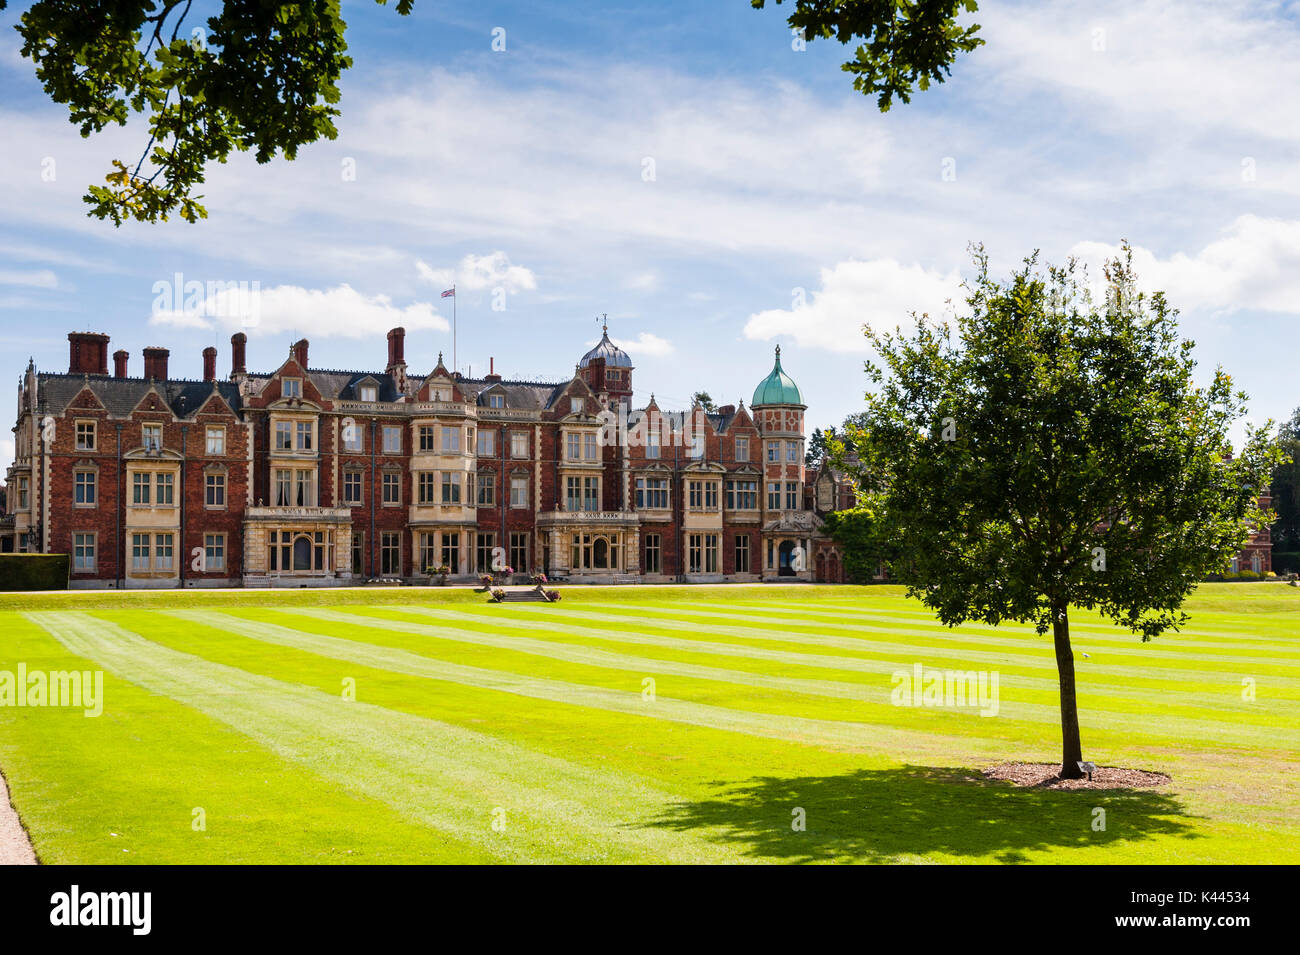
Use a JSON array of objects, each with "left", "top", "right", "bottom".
[{"left": 36, "top": 374, "right": 243, "bottom": 420}]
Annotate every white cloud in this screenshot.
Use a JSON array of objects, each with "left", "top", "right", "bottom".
[
  {"left": 150, "top": 283, "right": 448, "bottom": 338},
  {"left": 625, "top": 271, "right": 659, "bottom": 291},
  {"left": 1070, "top": 216, "right": 1300, "bottom": 314},
  {"left": 417, "top": 252, "right": 537, "bottom": 294},
  {"left": 744, "top": 259, "right": 964, "bottom": 352},
  {"left": 610, "top": 332, "right": 673, "bottom": 357},
  {"left": 0, "top": 269, "right": 57, "bottom": 289}
]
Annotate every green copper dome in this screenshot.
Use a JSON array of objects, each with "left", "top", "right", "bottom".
[{"left": 752, "top": 345, "right": 804, "bottom": 406}]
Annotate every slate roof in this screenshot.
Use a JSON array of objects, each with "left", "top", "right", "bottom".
[{"left": 36, "top": 374, "right": 242, "bottom": 419}]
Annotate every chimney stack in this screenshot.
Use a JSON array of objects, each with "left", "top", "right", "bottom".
[
  {"left": 230, "top": 332, "right": 247, "bottom": 378},
  {"left": 142, "top": 346, "right": 169, "bottom": 381},
  {"left": 484, "top": 356, "right": 502, "bottom": 383},
  {"left": 386, "top": 327, "right": 406, "bottom": 372},
  {"left": 292, "top": 338, "right": 309, "bottom": 370},
  {"left": 202, "top": 346, "right": 217, "bottom": 382},
  {"left": 113, "top": 349, "right": 129, "bottom": 378},
  {"left": 67, "top": 332, "right": 110, "bottom": 376}
]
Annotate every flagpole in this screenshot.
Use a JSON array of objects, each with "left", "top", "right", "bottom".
[{"left": 453, "top": 284, "right": 457, "bottom": 374}]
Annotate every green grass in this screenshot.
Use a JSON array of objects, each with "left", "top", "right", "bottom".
[{"left": 2, "top": 582, "right": 1297, "bottom": 863}]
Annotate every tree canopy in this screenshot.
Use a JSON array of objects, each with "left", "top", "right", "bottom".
[
  {"left": 7, "top": 0, "right": 413, "bottom": 225},
  {"left": 845, "top": 244, "right": 1283, "bottom": 775},
  {"left": 751, "top": 0, "right": 983, "bottom": 110}
]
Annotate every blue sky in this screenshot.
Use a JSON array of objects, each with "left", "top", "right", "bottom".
[{"left": 3, "top": 0, "right": 1300, "bottom": 475}]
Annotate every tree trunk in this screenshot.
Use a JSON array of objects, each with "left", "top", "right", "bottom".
[{"left": 1052, "top": 602, "right": 1085, "bottom": 778}]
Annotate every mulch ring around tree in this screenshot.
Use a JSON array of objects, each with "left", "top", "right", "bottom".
[{"left": 984, "top": 762, "right": 1171, "bottom": 791}]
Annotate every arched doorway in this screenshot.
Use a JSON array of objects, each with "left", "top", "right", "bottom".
[{"left": 778, "top": 540, "right": 796, "bottom": 577}]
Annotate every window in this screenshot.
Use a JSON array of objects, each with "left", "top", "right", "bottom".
[
  {"left": 383, "top": 426, "right": 401, "bottom": 454},
  {"left": 352, "top": 532, "right": 364, "bottom": 576},
  {"left": 442, "top": 532, "right": 461, "bottom": 573},
  {"left": 441, "top": 426, "right": 460, "bottom": 453},
  {"left": 476, "top": 472, "right": 495, "bottom": 507},
  {"left": 382, "top": 472, "right": 401, "bottom": 505},
  {"left": 643, "top": 533, "right": 661, "bottom": 574},
  {"left": 16, "top": 476, "right": 28, "bottom": 510},
  {"left": 570, "top": 532, "right": 619, "bottom": 571},
  {"left": 726, "top": 479, "right": 758, "bottom": 510},
  {"left": 132, "top": 473, "right": 151, "bottom": 505},
  {"left": 156, "top": 472, "right": 174, "bottom": 505},
  {"left": 132, "top": 533, "right": 150, "bottom": 571},
  {"left": 689, "top": 480, "right": 704, "bottom": 509},
  {"left": 566, "top": 433, "right": 580, "bottom": 460},
  {"left": 635, "top": 477, "right": 669, "bottom": 509},
  {"left": 510, "top": 532, "right": 529, "bottom": 573},
  {"left": 476, "top": 533, "right": 496, "bottom": 573},
  {"left": 688, "top": 480, "right": 718, "bottom": 510},
  {"left": 570, "top": 396, "right": 583, "bottom": 415},
  {"left": 294, "top": 469, "right": 316, "bottom": 506},
  {"left": 787, "top": 440, "right": 800, "bottom": 462},
  {"left": 414, "top": 532, "right": 436, "bottom": 574},
  {"left": 510, "top": 431, "right": 529, "bottom": 458},
  {"left": 73, "top": 533, "right": 95, "bottom": 572},
  {"left": 282, "top": 378, "right": 301, "bottom": 398},
  {"left": 275, "top": 421, "right": 293, "bottom": 451},
  {"left": 768, "top": 482, "right": 782, "bottom": 510},
  {"left": 341, "top": 421, "right": 363, "bottom": 452},
  {"left": 767, "top": 442, "right": 779, "bottom": 463},
  {"left": 206, "top": 426, "right": 225, "bottom": 455},
  {"left": 565, "top": 432, "right": 597, "bottom": 461},
  {"left": 274, "top": 469, "right": 292, "bottom": 506},
  {"left": 359, "top": 384, "right": 377, "bottom": 402},
  {"left": 205, "top": 472, "right": 226, "bottom": 508},
  {"left": 487, "top": 393, "right": 505, "bottom": 409},
  {"left": 734, "top": 535, "right": 750, "bottom": 574},
  {"left": 380, "top": 532, "right": 401, "bottom": 576},
  {"left": 566, "top": 476, "right": 599, "bottom": 512},
  {"left": 154, "top": 533, "right": 174, "bottom": 570},
  {"left": 74, "top": 470, "right": 96, "bottom": 506},
  {"left": 688, "top": 430, "right": 704, "bottom": 459},
  {"left": 142, "top": 424, "right": 162, "bottom": 451},
  {"left": 735, "top": 436, "right": 749, "bottom": 462},
  {"left": 510, "top": 475, "right": 528, "bottom": 508},
  {"left": 204, "top": 533, "right": 226, "bottom": 572},
  {"left": 418, "top": 426, "right": 435, "bottom": 452},
  {"left": 441, "top": 471, "right": 461, "bottom": 504},
  {"left": 646, "top": 428, "right": 660, "bottom": 459},
  {"left": 786, "top": 481, "right": 799, "bottom": 510},
  {"left": 476, "top": 430, "right": 495, "bottom": 456},
  {"left": 417, "top": 471, "right": 437, "bottom": 505},
  {"left": 343, "top": 471, "right": 363, "bottom": 505},
  {"left": 75, "top": 421, "right": 96, "bottom": 451},
  {"left": 688, "top": 533, "right": 718, "bottom": 574},
  {"left": 296, "top": 421, "right": 313, "bottom": 451},
  {"left": 268, "top": 530, "right": 326, "bottom": 573}
]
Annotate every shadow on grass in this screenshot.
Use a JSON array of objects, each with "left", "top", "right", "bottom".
[{"left": 644, "top": 765, "right": 1199, "bottom": 863}]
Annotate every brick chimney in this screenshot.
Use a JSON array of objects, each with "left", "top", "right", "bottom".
[
  {"left": 484, "top": 356, "right": 502, "bottom": 383},
  {"left": 718, "top": 404, "right": 736, "bottom": 417},
  {"left": 113, "top": 349, "right": 129, "bottom": 378},
  {"left": 202, "top": 346, "right": 217, "bottom": 382},
  {"left": 142, "top": 346, "right": 169, "bottom": 381},
  {"left": 386, "top": 327, "right": 406, "bottom": 372},
  {"left": 68, "top": 332, "right": 110, "bottom": 375},
  {"left": 292, "top": 338, "right": 309, "bottom": 369},
  {"left": 230, "top": 332, "right": 247, "bottom": 378}
]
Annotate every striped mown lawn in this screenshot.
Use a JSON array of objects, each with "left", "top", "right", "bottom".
[{"left": 1, "top": 584, "right": 1297, "bottom": 863}]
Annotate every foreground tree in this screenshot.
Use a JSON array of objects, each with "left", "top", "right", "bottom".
[
  {"left": 1269, "top": 409, "right": 1300, "bottom": 561},
  {"left": 751, "top": 0, "right": 983, "bottom": 110},
  {"left": 6, "top": 0, "right": 412, "bottom": 224},
  {"left": 846, "top": 246, "right": 1283, "bottom": 777}
]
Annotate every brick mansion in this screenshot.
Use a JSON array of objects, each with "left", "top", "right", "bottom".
[{"left": 1, "top": 326, "right": 859, "bottom": 587}]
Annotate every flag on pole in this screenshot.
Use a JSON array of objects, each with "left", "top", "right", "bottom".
[{"left": 441, "top": 288, "right": 455, "bottom": 298}]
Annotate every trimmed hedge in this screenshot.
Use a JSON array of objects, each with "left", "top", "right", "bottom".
[{"left": 0, "top": 554, "right": 70, "bottom": 591}]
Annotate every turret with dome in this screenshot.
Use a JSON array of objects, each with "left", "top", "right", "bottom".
[
  {"left": 577, "top": 318, "right": 634, "bottom": 406},
  {"left": 751, "top": 344, "right": 804, "bottom": 408}
]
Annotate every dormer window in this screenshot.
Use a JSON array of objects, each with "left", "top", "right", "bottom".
[
  {"left": 283, "top": 378, "right": 301, "bottom": 398},
  {"left": 360, "top": 385, "right": 377, "bottom": 402},
  {"left": 487, "top": 393, "right": 505, "bottom": 409},
  {"left": 570, "top": 396, "right": 583, "bottom": 415}
]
